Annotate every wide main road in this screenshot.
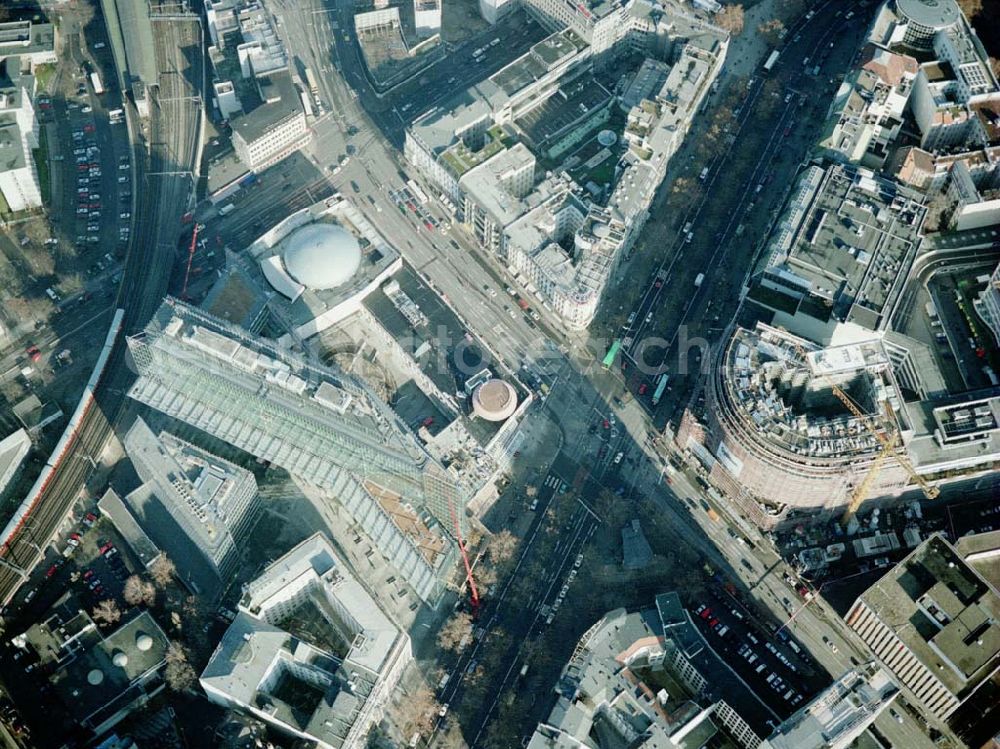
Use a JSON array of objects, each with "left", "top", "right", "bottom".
[{"left": 0, "top": 16, "right": 204, "bottom": 608}]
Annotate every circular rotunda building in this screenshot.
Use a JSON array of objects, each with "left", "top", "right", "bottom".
[
  {"left": 894, "top": 0, "right": 962, "bottom": 50},
  {"left": 282, "top": 223, "right": 362, "bottom": 291},
  {"left": 472, "top": 379, "right": 518, "bottom": 422}
]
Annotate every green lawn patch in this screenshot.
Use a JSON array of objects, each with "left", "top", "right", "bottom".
[{"left": 33, "top": 63, "right": 57, "bottom": 94}]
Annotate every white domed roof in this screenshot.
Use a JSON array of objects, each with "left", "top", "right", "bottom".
[
  {"left": 112, "top": 650, "right": 129, "bottom": 667},
  {"left": 87, "top": 669, "right": 104, "bottom": 685},
  {"left": 136, "top": 633, "right": 154, "bottom": 651},
  {"left": 282, "top": 223, "right": 362, "bottom": 291},
  {"left": 472, "top": 380, "right": 517, "bottom": 422}
]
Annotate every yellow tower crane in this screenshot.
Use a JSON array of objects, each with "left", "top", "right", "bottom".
[{"left": 789, "top": 342, "right": 939, "bottom": 524}]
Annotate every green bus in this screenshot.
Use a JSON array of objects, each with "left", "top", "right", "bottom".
[{"left": 602, "top": 339, "right": 622, "bottom": 369}]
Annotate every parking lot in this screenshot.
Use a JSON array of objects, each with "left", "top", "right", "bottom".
[
  {"left": 688, "top": 582, "right": 824, "bottom": 718},
  {"left": 59, "top": 62, "right": 131, "bottom": 273},
  {"left": 12, "top": 501, "right": 134, "bottom": 624}
]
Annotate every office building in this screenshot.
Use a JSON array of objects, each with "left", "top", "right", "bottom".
[
  {"left": 946, "top": 158, "right": 1000, "bottom": 230},
  {"left": 414, "top": 0, "right": 441, "bottom": 37},
  {"left": 479, "top": 0, "right": 515, "bottom": 24},
  {"left": 752, "top": 163, "right": 927, "bottom": 334},
  {"left": 846, "top": 535, "right": 1000, "bottom": 720},
  {"left": 520, "top": 0, "right": 631, "bottom": 61},
  {"left": 17, "top": 602, "right": 168, "bottom": 736},
  {"left": 410, "top": 29, "right": 724, "bottom": 330},
  {"left": 975, "top": 262, "right": 1000, "bottom": 346},
  {"left": 0, "top": 23, "right": 52, "bottom": 213},
  {"left": 0, "top": 21, "right": 57, "bottom": 66},
  {"left": 405, "top": 28, "right": 592, "bottom": 201},
  {"left": 231, "top": 71, "right": 309, "bottom": 172},
  {"left": 895, "top": 144, "right": 1000, "bottom": 192},
  {"left": 819, "top": 45, "right": 917, "bottom": 168},
  {"left": 762, "top": 662, "right": 898, "bottom": 749},
  {"left": 127, "top": 298, "right": 463, "bottom": 603},
  {"left": 459, "top": 143, "right": 538, "bottom": 254},
  {"left": 201, "top": 534, "right": 411, "bottom": 749},
  {"left": 122, "top": 417, "right": 260, "bottom": 599}
]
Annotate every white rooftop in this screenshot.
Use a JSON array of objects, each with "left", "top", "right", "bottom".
[
  {"left": 282, "top": 223, "right": 362, "bottom": 291},
  {"left": 241, "top": 533, "right": 404, "bottom": 675}
]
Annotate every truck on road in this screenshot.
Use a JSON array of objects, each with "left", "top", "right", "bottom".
[
  {"left": 694, "top": 273, "right": 704, "bottom": 288},
  {"left": 90, "top": 71, "right": 104, "bottom": 95},
  {"left": 763, "top": 50, "right": 780, "bottom": 73}
]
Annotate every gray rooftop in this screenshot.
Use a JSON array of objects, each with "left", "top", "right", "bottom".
[
  {"left": 33, "top": 610, "right": 168, "bottom": 726},
  {"left": 854, "top": 534, "right": 1000, "bottom": 698},
  {"left": 458, "top": 143, "right": 536, "bottom": 227},
  {"left": 241, "top": 534, "right": 406, "bottom": 676},
  {"left": 0, "top": 428, "right": 30, "bottom": 496},
  {"left": 763, "top": 163, "right": 926, "bottom": 330},
  {"left": 96, "top": 488, "right": 162, "bottom": 568},
  {"left": 231, "top": 70, "right": 302, "bottom": 146},
  {"left": 0, "top": 21, "right": 55, "bottom": 60},
  {"left": 765, "top": 663, "right": 898, "bottom": 749},
  {"left": 896, "top": 0, "right": 961, "bottom": 30},
  {"left": 99, "top": 0, "right": 157, "bottom": 85}
]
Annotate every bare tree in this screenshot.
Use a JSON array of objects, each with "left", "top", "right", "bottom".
[
  {"left": 92, "top": 599, "right": 121, "bottom": 626},
  {"left": 149, "top": 556, "right": 176, "bottom": 588},
  {"left": 123, "top": 575, "right": 156, "bottom": 607},
  {"left": 399, "top": 685, "right": 440, "bottom": 736},
  {"left": 475, "top": 563, "right": 498, "bottom": 591},
  {"left": 715, "top": 4, "right": 745, "bottom": 35},
  {"left": 956, "top": 0, "right": 983, "bottom": 17},
  {"left": 486, "top": 530, "right": 519, "bottom": 564},
  {"left": 758, "top": 18, "right": 785, "bottom": 44},
  {"left": 991, "top": 58, "right": 1000, "bottom": 80},
  {"left": 164, "top": 641, "right": 197, "bottom": 691},
  {"left": 437, "top": 611, "right": 473, "bottom": 652}
]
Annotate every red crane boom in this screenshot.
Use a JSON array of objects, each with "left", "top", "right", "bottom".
[
  {"left": 449, "top": 497, "right": 480, "bottom": 616},
  {"left": 181, "top": 223, "right": 200, "bottom": 299}
]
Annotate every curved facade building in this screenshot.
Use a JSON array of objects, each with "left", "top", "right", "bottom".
[
  {"left": 472, "top": 379, "right": 518, "bottom": 421},
  {"left": 894, "top": 0, "right": 961, "bottom": 50},
  {"left": 702, "top": 324, "right": 910, "bottom": 527},
  {"left": 282, "top": 223, "right": 362, "bottom": 291}
]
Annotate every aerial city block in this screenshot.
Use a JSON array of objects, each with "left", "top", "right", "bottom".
[{"left": 0, "top": 0, "right": 998, "bottom": 747}]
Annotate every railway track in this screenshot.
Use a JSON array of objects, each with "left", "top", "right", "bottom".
[{"left": 0, "top": 18, "right": 204, "bottom": 606}]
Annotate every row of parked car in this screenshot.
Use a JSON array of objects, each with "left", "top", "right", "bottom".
[
  {"left": 81, "top": 539, "right": 126, "bottom": 600},
  {"left": 695, "top": 599, "right": 806, "bottom": 710}
]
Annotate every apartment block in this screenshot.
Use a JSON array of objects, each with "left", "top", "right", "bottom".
[{"left": 201, "top": 534, "right": 411, "bottom": 749}]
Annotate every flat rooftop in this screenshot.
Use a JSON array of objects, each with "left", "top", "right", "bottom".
[
  {"left": 0, "top": 20, "right": 55, "bottom": 58},
  {"left": 515, "top": 75, "right": 612, "bottom": 146},
  {"left": 775, "top": 164, "right": 926, "bottom": 330},
  {"left": 855, "top": 534, "right": 1000, "bottom": 698},
  {"left": 241, "top": 533, "right": 404, "bottom": 676},
  {"left": 490, "top": 28, "right": 586, "bottom": 97},
  {"left": 231, "top": 70, "right": 302, "bottom": 146},
  {"left": 36, "top": 610, "right": 168, "bottom": 726},
  {"left": 458, "top": 142, "right": 536, "bottom": 226}
]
